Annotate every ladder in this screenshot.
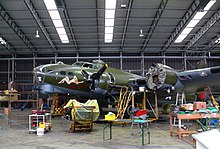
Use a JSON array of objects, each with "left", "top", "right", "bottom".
[
  {"left": 205, "top": 86, "right": 219, "bottom": 110},
  {"left": 116, "top": 88, "right": 133, "bottom": 119},
  {"left": 175, "top": 92, "right": 186, "bottom": 106},
  {"left": 173, "top": 92, "right": 186, "bottom": 126}
]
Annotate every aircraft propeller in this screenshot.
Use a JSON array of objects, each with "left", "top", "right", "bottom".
[{"left": 81, "top": 63, "right": 108, "bottom": 90}]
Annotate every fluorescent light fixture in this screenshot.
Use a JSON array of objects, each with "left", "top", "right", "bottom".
[
  {"left": 44, "top": 0, "right": 69, "bottom": 43},
  {"left": 105, "top": 0, "right": 116, "bottom": 43},
  {"left": 121, "top": 4, "right": 126, "bottom": 8},
  {"left": 174, "top": 0, "right": 216, "bottom": 43},
  {"left": 139, "top": 29, "right": 144, "bottom": 37},
  {"left": 35, "top": 30, "right": 40, "bottom": 38}
]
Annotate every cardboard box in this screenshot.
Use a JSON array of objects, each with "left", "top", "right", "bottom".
[
  {"left": 193, "top": 102, "right": 206, "bottom": 110},
  {"left": 37, "top": 128, "right": 45, "bottom": 136},
  {"left": 181, "top": 103, "right": 193, "bottom": 111}
]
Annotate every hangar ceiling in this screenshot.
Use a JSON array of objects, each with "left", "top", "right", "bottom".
[{"left": 0, "top": 0, "right": 219, "bottom": 57}]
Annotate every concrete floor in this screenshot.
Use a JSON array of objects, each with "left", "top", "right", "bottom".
[{"left": 0, "top": 111, "right": 194, "bottom": 149}]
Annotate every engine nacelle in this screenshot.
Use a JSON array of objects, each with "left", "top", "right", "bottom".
[{"left": 146, "top": 63, "right": 177, "bottom": 90}]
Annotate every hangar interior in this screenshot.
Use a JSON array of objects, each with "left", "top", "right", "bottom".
[{"left": 0, "top": 0, "right": 220, "bottom": 148}]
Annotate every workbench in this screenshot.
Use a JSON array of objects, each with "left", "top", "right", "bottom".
[
  {"left": 170, "top": 112, "right": 220, "bottom": 139},
  {"left": 95, "top": 119, "right": 153, "bottom": 146}
]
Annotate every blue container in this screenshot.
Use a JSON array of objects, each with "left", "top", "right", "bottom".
[{"left": 210, "top": 119, "right": 219, "bottom": 126}]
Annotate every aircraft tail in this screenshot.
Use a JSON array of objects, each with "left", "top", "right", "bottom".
[{"left": 196, "top": 59, "right": 207, "bottom": 69}]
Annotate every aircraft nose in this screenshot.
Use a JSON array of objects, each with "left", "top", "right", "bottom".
[{"left": 33, "top": 66, "right": 45, "bottom": 83}]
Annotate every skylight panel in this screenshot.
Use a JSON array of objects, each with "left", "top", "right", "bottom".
[
  {"left": 44, "top": 0, "right": 57, "bottom": 10},
  {"left": 105, "top": 27, "right": 114, "bottom": 34},
  {"left": 44, "top": 0, "right": 69, "bottom": 43},
  {"left": 105, "top": 0, "right": 117, "bottom": 9},
  {"left": 105, "top": 34, "right": 113, "bottom": 43},
  {"left": 48, "top": 10, "right": 61, "bottom": 20},
  {"left": 104, "top": 0, "right": 116, "bottom": 43},
  {"left": 186, "top": 20, "right": 200, "bottom": 28},
  {"left": 59, "top": 35, "right": 69, "bottom": 43},
  {"left": 215, "top": 37, "right": 220, "bottom": 44},
  {"left": 181, "top": 28, "right": 193, "bottom": 35},
  {"left": 175, "top": 34, "right": 188, "bottom": 43},
  {"left": 105, "top": 10, "right": 115, "bottom": 18},
  {"left": 174, "top": 0, "right": 216, "bottom": 43},
  {"left": 56, "top": 28, "right": 67, "bottom": 35},
  {"left": 204, "top": 0, "right": 216, "bottom": 10},
  {"left": 52, "top": 20, "right": 64, "bottom": 27},
  {"left": 193, "top": 11, "right": 206, "bottom": 20},
  {"left": 105, "top": 19, "right": 115, "bottom": 27}
]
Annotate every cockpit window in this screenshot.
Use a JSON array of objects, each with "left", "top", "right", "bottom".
[
  {"left": 188, "top": 75, "right": 192, "bottom": 79},
  {"left": 93, "top": 65, "right": 99, "bottom": 69},
  {"left": 60, "top": 71, "right": 66, "bottom": 75},
  {"left": 109, "top": 73, "right": 115, "bottom": 84},
  {"left": 72, "top": 61, "right": 98, "bottom": 69},
  {"left": 72, "top": 62, "right": 84, "bottom": 67},
  {"left": 47, "top": 70, "right": 53, "bottom": 74},
  {"left": 83, "top": 63, "right": 93, "bottom": 68},
  {"left": 42, "top": 68, "right": 46, "bottom": 73}
]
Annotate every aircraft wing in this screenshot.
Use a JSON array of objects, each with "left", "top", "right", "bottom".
[{"left": 145, "top": 63, "right": 220, "bottom": 94}]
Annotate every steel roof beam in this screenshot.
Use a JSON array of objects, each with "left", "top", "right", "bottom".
[
  {"left": 120, "top": 0, "right": 133, "bottom": 49},
  {"left": 186, "top": 9, "right": 220, "bottom": 50},
  {"left": 63, "top": 0, "right": 79, "bottom": 50},
  {"left": 162, "top": 1, "right": 199, "bottom": 51},
  {"left": 0, "top": 43, "right": 11, "bottom": 51},
  {"left": 0, "top": 34, "right": 14, "bottom": 51},
  {"left": 0, "top": 3, "right": 36, "bottom": 51},
  {"left": 24, "top": 0, "right": 56, "bottom": 52},
  {"left": 203, "top": 34, "right": 220, "bottom": 51},
  {"left": 141, "top": 0, "right": 168, "bottom": 51}
]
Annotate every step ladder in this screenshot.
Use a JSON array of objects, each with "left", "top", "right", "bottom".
[
  {"left": 173, "top": 92, "right": 186, "bottom": 126},
  {"left": 205, "top": 86, "right": 219, "bottom": 110},
  {"left": 116, "top": 88, "right": 133, "bottom": 119},
  {"left": 175, "top": 92, "right": 186, "bottom": 106}
]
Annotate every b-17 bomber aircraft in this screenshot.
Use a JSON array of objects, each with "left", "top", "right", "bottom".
[
  {"left": 33, "top": 60, "right": 220, "bottom": 104},
  {"left": 33, "top": 60, "right": 145, "bottom": 101}
]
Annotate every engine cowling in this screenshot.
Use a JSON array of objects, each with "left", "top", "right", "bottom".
[{"left": 146, "top": 63, "right": 177, "bottom": 90}]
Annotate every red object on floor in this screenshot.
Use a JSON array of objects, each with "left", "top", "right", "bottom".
[{"left": 135, "top": 109, "right": 147, "bottom": 116}]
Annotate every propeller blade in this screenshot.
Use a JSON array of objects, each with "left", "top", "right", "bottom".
[
  {"left": 91, "top": 63, "right": 108, "bottom": 80},
  {"left": 81, "top": 63, "right": 108, "bottom": 90},
  {"left": 81, "top": 69, "right": 90, "bottom": 81}
]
